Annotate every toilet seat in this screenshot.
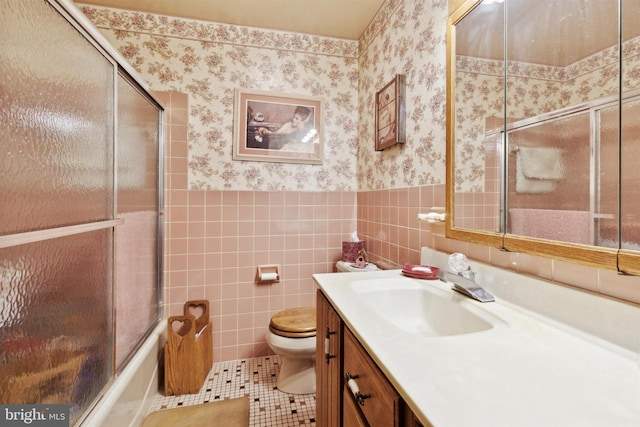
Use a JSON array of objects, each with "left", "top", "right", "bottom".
[{"left": 269, "top": 307, "right": 316, "bottom": 338}]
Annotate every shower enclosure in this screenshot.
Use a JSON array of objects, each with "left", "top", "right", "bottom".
[
  {"left": 506, "top": 90, "right": 640, "bottom": 249},
  {"left": 0, "top": 0, "right": 163, "bottom": 425}
]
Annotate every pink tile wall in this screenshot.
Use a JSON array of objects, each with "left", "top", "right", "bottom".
[
  {"left": 157, "top": 91, "right": 357, "bottom": 361},
  {"left": 357, "top": 184, "right": 640, "bottom": 306},
  {"left": 453, "top": 137, "right": 500, "bottom": 232},
  {"left": 357, "top": 185, "right": 447, "bottom": 268}
]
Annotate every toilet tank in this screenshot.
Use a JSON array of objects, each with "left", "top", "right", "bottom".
[{"left": 335, "top": 261, "right": 380, "bottom": 272}]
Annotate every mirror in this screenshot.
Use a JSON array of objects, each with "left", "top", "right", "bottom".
[
  {"left": 446, "top": 0, "right": 504, "bottom": 250},
  {"left": 447, "top": 0, "right": 640, "bottom": 273}
]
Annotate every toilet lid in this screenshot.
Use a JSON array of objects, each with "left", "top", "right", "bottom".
[{"left": 269, "top": 307, "right": 316, "bottom": 338}]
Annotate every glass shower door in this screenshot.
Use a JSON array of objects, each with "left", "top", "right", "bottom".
[
  {"left": 114, "top": 73, "right": 162, "bottom": 369},
  {"left": 620, "top": 98, "right": 640, "bottom": 250},
  {"left": 593, "top": 103, "right": 620, "bottom": 248},
  {"left": 1, "top": 1, "right": 164, "bottom": 425},
  {"left": 1, "top": 0, "right": 115, "bottom": 424},
  {"left": 506, "top": 111, "right": 593, "bottom": 245}
]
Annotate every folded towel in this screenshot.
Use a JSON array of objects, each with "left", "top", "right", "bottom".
[
  {"left": 518, "top": 146, "right": 564, "bottom": 180},
  {"left": 515, "top": 152, "right": 556, "bottom": 193}
]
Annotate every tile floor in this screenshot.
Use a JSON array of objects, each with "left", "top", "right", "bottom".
[{"left": 149, "top": 355, "right": 316, "bottom": 426}]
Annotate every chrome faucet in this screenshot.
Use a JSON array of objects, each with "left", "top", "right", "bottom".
[
  {"left": 440, "top": 253, "right": 495, "bottom": 303},
  {"left": 440, "top": 270, "right": 495, "bottom": 303}
]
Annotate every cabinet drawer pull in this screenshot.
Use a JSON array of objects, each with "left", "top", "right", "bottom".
[
  {"left": 325, "top": 326, "right": 336, "bottom": 363},
  {"left": 345, "top": 372, "right": 370, "bottom": 406}
]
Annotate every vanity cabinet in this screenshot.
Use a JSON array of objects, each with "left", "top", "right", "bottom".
[
  {"left": 343, "top": 328, "right": 402, "bottom": 426},
  {"left": 343, "top": 389, "right": 368, "bottom": 427},
  {"left": 316, "top": 291, "right": 343, "bottom": 426},
  {"left": 316, "top": 290, "right": 426, "bottom": 427}
]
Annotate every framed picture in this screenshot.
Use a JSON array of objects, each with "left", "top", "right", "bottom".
[
  {"left": 233, "top": 89, "right": 324, "bottom": 164},
  {"left": 375, "top": 74, "right": 406, "bottom": 151}
]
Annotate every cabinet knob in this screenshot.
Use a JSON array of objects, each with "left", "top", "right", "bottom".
[{"left": 344, "top": 372, "right": 370, "bottom": 406}]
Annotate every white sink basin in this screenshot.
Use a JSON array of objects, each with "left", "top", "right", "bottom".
[{"left": 350, "top": 277, "right": 503, "bottom": 337}]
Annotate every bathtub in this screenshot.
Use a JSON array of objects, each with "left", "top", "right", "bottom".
[{"left": 79, "top": 321, "right": 165, "bottom": 427}]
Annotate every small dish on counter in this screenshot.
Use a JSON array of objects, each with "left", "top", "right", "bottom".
[{"left": 402, "top": 264, "right": 440, "bottom": 279}]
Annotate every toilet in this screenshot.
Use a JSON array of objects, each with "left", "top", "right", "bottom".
[
  {"left": 266, "top": 307, "right": 317, "bottom": 394},
  {"left": 266, "top": 263, "right": 380, "bottom": 395}
]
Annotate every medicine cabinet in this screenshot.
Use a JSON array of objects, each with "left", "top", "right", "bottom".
[{"left": 446, "top": 0, "right": 640, "bottom": 274}]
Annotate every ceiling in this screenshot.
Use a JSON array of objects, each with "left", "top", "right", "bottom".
[
  {"left": 75, "top": 0, "right": 386, "bottom": 40},
  {"left": 456, "top": 0, "right": 640, "bottom": 67}
]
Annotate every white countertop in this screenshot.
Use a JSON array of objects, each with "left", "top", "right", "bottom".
[{"left": 313, "top": 266, "right": 640, "bottom": 427}]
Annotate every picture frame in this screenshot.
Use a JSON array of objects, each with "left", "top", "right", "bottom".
[
  {"left": 233, "top": 89, "right": 324, "bottom": 164},
  {"left": 375, "top": 74, "right": 406, "bottom": 151}
]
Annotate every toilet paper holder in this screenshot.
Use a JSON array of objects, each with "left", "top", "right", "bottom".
[{"left": 257, "top": 264, "right": 280, "bottom": 283}]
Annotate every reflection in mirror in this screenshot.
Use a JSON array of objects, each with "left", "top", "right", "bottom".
[
  {"left": 506, "top": 103, "right": 620, "bottom": 247},
  {"left": 507, "top": 113, "right": 591, "bottom": 244},
  {"left": 596, "top": 103, "right": 621, "bottom": 248},
  {"left": 450, "top": 0, "right": 640, "bottom": 269},
  {"left": 617, "top": 2, "right": 640, "bottom": 272},
  {"left": 505, "top": 0, "right": 619, "bottom": 101},
  {"left": 504, "top": 0, "right": 619, "bottom": 247},
  {"left": 621, "top": 1, "right": 640, "bottom": 253},
  {"left": 621, "top": 98, "right": 640, "bottom": 251},
  {"left": 452, "top": 0, "right": 504, "bottom": 233}
]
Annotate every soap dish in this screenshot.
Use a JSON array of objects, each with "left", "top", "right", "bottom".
[{"left": 401, "top": 264, "right": 440, "bottom": 280}]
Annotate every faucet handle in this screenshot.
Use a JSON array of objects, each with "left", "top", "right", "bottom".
[
  {"left": 449, "top": 253, "right": 473, "bottom": 276},
  {"left": 459, "top": 269, "right": 476, "bottom": 281}
]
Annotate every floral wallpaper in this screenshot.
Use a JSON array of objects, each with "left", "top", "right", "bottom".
[
  {"left": 79, "top": 0, "right": 451, "bottom": 192},
  {"left": 78, "top": 2, "right": 640, "bottom": 195},
  {"left": 80, "top": 4, "right": 360, "bottom": 191},
  {"left": 357, "top": 0, "right": 449, "bottom": 191}
]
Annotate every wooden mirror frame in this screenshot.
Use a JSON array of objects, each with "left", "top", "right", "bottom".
[{"left": 446, "top": 0, "right": 640, "bottom": 274}]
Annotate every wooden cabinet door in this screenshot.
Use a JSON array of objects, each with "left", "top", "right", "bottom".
[
  {"left": 316, "top": 291, "right": 342, "bottom": 426},
  {"left": 343, "top": 389, "right": 368, "bottom": 427},
  {"left": 343, "top": 328, "right": 402, "bottom": 427}
]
